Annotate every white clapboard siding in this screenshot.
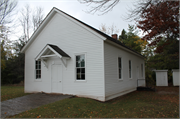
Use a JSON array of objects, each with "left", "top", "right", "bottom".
[
  {"left": 25, "top": 12, "right": 105, "bottom": 101},
  {"left": 104, "top": 41, "right": 145, "bottom": 101}
]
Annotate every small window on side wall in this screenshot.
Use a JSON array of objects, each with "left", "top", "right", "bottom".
[
  {"left": 76, "top": 54, "right": 85, "bottom": 80},
  {"left": 118, "top": 57, "right": 122, "bottom": 79},
  {"left": 129, "top": 60, "right": 131, "bottom": 78},
  {"left": 35, "top": 60, "right": 41, "bottom": 79},
  {"left": 141, "top": 64, "right": 143, "bottom": 77}
]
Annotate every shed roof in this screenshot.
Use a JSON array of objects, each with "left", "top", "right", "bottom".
[{"left": 35, "top": 44, "right": 70, "bottom": 61}]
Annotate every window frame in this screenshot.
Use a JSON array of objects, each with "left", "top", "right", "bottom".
[
  {"left": 118, "top": 57, "right": 123, "bottom": 80},
  {"left": 129, "top": 60, "right": 132, "bottom": 79},
  {"left": 75, "top": 53, "right": 86, "bottom": 81},
  {"left": 35, "top": 60, "right": 41, "bottom": 80},
  {"left": 141, "top": 63, "right": 143, "bottom": 78}
]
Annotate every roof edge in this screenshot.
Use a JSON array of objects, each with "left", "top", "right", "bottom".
[
  {"left": 21, "top": 7, "right": 57, "bottom": 53},
  {"left": 21, "top": 7, "right": 144, "bottom": 58}
]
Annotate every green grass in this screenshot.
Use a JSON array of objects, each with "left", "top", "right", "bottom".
[
  {"left": 9, "top": 87, "right": 179, "bottom": 118},
  {"left": 1, "top": 86, "right": 29, "bottom": 101}
]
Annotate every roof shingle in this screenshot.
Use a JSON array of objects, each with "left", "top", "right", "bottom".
[
  {"left": 54, "top": 7, "right": 144, "bottom": 57},
  {"left": 48, "top": 44, "right": 70, "bottom": 58}
]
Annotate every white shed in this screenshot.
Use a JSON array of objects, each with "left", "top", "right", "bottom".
[
  {"left": 21, "top": 7, "right": 145, "bottom": 101},
  {"left": 172, "top": 69, "right": 179, "bottom": 86},
  {"left": 154, "top": 70, "right": 168, "bottom": 86}
]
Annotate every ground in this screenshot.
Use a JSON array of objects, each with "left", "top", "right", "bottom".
[
  {"left": 1, "top": 86, "right": 29, "bottom": 101},
  {"left": 2, "top": 86, "right": 178, "bottom": 118}
]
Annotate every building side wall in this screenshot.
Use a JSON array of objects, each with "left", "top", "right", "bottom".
[{"left": 104, "top": 42, "right": 145, "bottom": 101}]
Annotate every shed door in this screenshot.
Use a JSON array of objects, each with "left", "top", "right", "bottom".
[{"left": 51, "top": 64, "right": 62, "bottom": 93}]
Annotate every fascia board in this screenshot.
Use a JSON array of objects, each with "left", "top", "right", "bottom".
[
  {"left": 105, "top": 40, "right": 145, "bottom": 59},
  {"left": 35, "top": 45, "right": 63, "bottom": 61},
  {"left": 35, "top": 45, "right": 49, "bottom": 60},
  {"left": 21, "top": 7, "right": 107, "bottom": 53}
]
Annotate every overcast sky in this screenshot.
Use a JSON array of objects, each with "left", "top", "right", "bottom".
[{"left": 12, "top": 0, "right": 138, "bottom": 40}]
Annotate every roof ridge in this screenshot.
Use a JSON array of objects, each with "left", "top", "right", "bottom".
[
  {"left": 21, "top": 7, "right": 144, "bottom": 58},
  {"left": 53, "top": 7, "right": 144, "bottom": 57}
]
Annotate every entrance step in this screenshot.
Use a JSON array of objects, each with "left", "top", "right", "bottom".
[{"left": 137, "top": 86, "right": 156, "bottom": 91}]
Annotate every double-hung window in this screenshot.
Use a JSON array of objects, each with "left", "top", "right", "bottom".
[
  {"left": 118, "top": 57, "right": 122, "bottom": 79},
  {"left": 129, "top": 60, "right": 131, "bottom": 78},
  {"left": 76, "top": 54, "right": 85, "bottom": 80},
  {"left": 35, "top": 60, "right": 41, "bottom": 79}
]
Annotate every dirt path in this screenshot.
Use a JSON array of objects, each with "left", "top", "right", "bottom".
[{"left": 1, "top": 93, "right": 72, "bottom": 118}]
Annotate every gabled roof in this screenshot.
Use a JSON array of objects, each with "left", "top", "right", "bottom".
[
  {"left": 21, "top": 7, "right": 144, "bottom": 58},
  {"left": 35, "top": 44, "right": 70, "bottom": 61}
]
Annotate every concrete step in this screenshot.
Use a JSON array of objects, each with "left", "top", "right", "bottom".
[{"left": 137, "top": 86, "right": 156, "bottom": 92}]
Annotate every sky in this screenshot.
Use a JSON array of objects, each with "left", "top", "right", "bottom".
[{"left": 12, "top": 0, "right": 138, "bottom": 40}]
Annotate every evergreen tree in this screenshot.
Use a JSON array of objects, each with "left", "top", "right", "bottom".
[
  {"left": 119, "top": 25, "right": 146, "bottom": 54},
  {"left": 119, "top": 29, "right": 127, "bottom": 43}
]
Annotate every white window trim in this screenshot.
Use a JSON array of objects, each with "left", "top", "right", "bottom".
[
  {"left": 129, "top": 60, "right": 132, "bottom": 79},
  {"left": 34, "top": 60, "right": 42, "bottom": 82},
  {"left": 141, "top": 63, "right": 144, "bottom": 78},
  {"left": 117, "top": 56, "right": 123, "bottom": 80},
  {"left": 74, "top": 52, "right": 87, "bottom": 82}
]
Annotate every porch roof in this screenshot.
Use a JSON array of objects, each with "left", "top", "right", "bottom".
[{"left": 35, "top": 44, "right": 70, "bottom": 61}]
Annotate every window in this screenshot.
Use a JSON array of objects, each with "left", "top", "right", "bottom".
[
  {"left": 129, "top": 60, "right": 131, "bottom": 78},
  {"left": 141, "top": 64, "right": 143, "bottom": 77},
  {"left": 118, "top": 57, "right": 122, "bottom": 79},
  {"left": 76, "top": 54, "right": 85, "bottom": 80},
  {"left": 35, "top": 61, "right": 41, "bottom": 79}
]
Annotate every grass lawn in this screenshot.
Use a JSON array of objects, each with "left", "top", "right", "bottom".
[
  {"left": 8, "top": 86, "right": 179, "bottom": 118},
  {"left": 1, "top": 86, "right": 29, "bottom": 101}
]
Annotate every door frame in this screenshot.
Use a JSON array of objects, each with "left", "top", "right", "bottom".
[{"left": 51, "top": 64, "right": 63, "bottom": 93}]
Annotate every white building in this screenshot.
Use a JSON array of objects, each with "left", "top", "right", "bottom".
[
  {"left": 21, "top": 7, "right": 145, "bottom": 101},
  {"left": 154, "top": 70, "right": 168, "bottom": 86},
  {"left": 172, "top": 69, "right": 179, "bottom": 86}
]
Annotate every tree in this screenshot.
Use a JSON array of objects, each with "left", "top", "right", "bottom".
[
  {"left": 99, "top": 23, "right": 119, "bottom": 35},
  {"left": 0, "top": 0, "right": 18, "bottom": 82},
  {"left": 0, "top": 0, "right": 18, "bottom": 25},
  {"left": 0, "top": 25, "right": 14, "bottom": 69},
  {"left": 145, "top": 38, "right": 179, "bottom": 84},
  {"left": 78, "top": 0, "right": 160, "bottom": 19},
  {"left": 19, "top": 4, "right": 31, "bottom": 42},
  {"left": 119, "top": 25, "right": 146, "bottom": 54},
  {"left": 78, "top": 0, "right": 120, "bottom": 15},
  {"left": 1, "top": 38, "right": 25, "bottom": 84},
  {"left": 19, "top": 5, "right": 44, "bottom": 42},
  {"left": 32, "top": 6, "right": 44, "bottom": 31},
  {"left": 137, "top": 1, "right": 179, "bottom": 48},
  {"left": 119, "top": 29, "right": 127, "bottom": 43},
  {"left": 1, "top": 40, "right": 6, "bottom": 69}
]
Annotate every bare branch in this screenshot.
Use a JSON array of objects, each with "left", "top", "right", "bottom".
[
  {"left": 78, "top": 0, "right": 166, "bottom": 21},
  {"left": 19, "top": 5, "right": 44, "bottom": 42},
  {"left": 32, "top": 6, "right": 44, "bottom": 31},
  {"left": 19, "top": 4, "right": 31, "bottom": 41},
  {"left": 78, "top": 0, "right": 120, "bottom": 15},
  {"left": 0, "top": 0, "right": 18, "bottom": 25},
  {"left": 99, "top": 23, "right": 119, "bottom": 35}
]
